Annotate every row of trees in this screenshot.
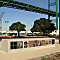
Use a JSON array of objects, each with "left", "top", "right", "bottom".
[{"left": 9, "top": 18, "right": 56, "bottom": 37}]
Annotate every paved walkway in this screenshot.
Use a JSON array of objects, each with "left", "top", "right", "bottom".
[{"left": 0, "top": 39, "right": 60, "bottom": 60}]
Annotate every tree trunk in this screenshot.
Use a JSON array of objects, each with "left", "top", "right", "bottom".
[
  {"left": 43, "top": 33, "right": 45, "bottom": 36},
  {"left": 17, "top": 29, "right": 20, "bottom": 38}
]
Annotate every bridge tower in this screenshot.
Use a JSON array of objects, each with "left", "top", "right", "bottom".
[
  {"left": 48, "top": 0, "right": 58, "bottom": 30},
  {"left": 48, "top": 0, "right": 50, "bottom": 20},
  {"left": 56, "top": 0, "right": 58, "bottom": 30}
]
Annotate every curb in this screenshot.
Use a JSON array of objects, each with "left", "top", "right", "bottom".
[{"left": 29, "top": 52, "right": 60, "bottom": 60}]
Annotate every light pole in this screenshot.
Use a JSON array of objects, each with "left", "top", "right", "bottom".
[{"left": 5, "top": 21, "right": 9, "bottom": 36}]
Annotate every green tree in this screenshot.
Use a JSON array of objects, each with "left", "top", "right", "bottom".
[
  {"left": 9, "top": 22, "right": 26, "bottom": 37},
  {"left": 31, "top": 18, "right": 56, "bottom": 35}
]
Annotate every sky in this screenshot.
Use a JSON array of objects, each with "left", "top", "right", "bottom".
[{"left": 0, "top": 0, "right": 59, "bottom": 31}]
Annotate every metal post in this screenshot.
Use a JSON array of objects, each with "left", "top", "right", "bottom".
[
  {"left": 56, "top": 0, "right": 58, "bottom": 30},
  {"left": 6, "top": 21, "right": 7, "bottom": 36},
  {"left": 48, "top": 0, "right": 50, "bottom": 20},
  {"left": 59, "top": 0, "right": 60, "bottom": 44},
  {"left": 5, "top": 21, "right": 9, "bottom": 36},
  {"left": 5, "top": 21, "right": 7, "bottom": 36}
]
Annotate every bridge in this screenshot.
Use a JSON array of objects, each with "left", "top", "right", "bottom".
[
  {"left": 0, "top": 0, "right": 59, "bottom": 31},
  {"left": 0, "top": 0, "right": 57, "bottom": 17}
]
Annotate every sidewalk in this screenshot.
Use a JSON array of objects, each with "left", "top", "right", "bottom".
[{"left": 0, "top": 39, "right": 60, "bottom": 60}]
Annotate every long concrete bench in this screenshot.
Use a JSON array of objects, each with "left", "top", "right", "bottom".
[{"left": 2, "top": 38, "right": 55, "bottom": 53}]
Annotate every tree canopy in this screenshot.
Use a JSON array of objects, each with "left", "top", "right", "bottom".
[
  {"left": 31, "top": 18, "right": 56, "bottom": 34},
  {"left": 9, "top": 22, "right": 26, "bottom": 31}
]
